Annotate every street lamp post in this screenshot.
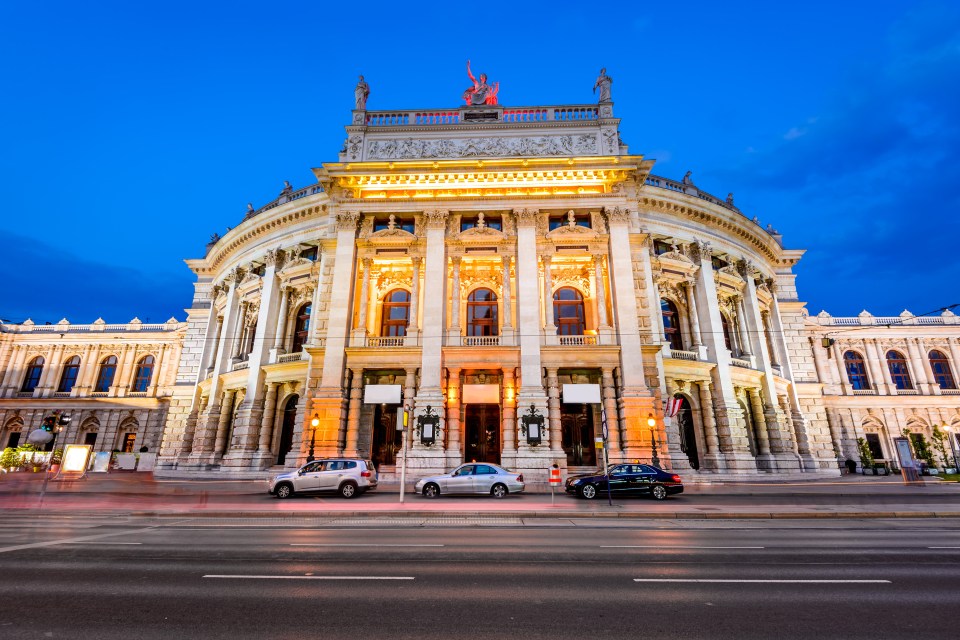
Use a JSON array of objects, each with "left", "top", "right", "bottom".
[
  {"left": 647, "top": 413, "right": 660, "bottom": 467},
  {"left": 945, "top": 426, "right": 960, "bottom": 473},
  {"left": 307, "top": 413, "right": 320, "bottom": 463}
]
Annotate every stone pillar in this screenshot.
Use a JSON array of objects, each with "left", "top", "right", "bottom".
[
  {"left": 747, "top": 388, "right": 772, "bottom": 459},
  {"left": 344, "top": 367, "right": 364, "bottom": 457},
  {"left": 501, "top": 255, "right": 514, "bottom": 335},
  {"left": 314, "top": 211, "right": 360, "bottom": 458},
  {"left": 408, "top": 256, "right": 421, "bottom": 335},
  {"left": 257, "top": 382, "right": 279, "bottom": 456},
  {"left": 545, "top": 368, "right": 561, "bottom": 453},
  {"left": 500, "top": 367, "right": 517, "bottom": 466},
  {"left": 867, "top": 339, "right": 893, "bottom": 394},
  {"left": 601, "top": 367, "right": 622, "bottom": 460},
  {"left": 112, "top": 345, "right": 135, "bottom": 397},
  {"left": 355, "top": 257, "right": 372, "bottom": 339},
  {"left": 698, "top": 380, "right": 721, "bottom": 470},
  {"left": 603, "top": 208, "right": 655, "bottom": 461},
  {"left": 542, "top": 254, "right": 555, "bottom": 332},
  {"left": 762, "top": 311, "right": 780, "bottom": 368},
  {"left": 445, "top": 367, "right": 462, "bottom": 467},
  {"left": 593, "top": 254, "right": 611, "bottom": 339},
  {"left": 449, "top": 256, "right": 462, "bottom": 338},
  {"left": 273, "top": 286, "right": 290, "bottom": 351},
  {"left": 306, "top": 246, "right": 327, "bottom": 344},
  {"left": 735, "top": 297, "right": 752, "bottom": 357},
  {"left": 687, "top": 241, "right": 754, "bottom": 471},
  {"left": 912, "top": 338, "right": 936, "bottom": 394},
  {"left": 684, "top": 281, "right": 702, "bottom": 349},
  {"left": 212, "top": 389, "right": 236, "bottom": 459},
  {"left": 403, "top": 367, "right": 418, "bottom": 450}
]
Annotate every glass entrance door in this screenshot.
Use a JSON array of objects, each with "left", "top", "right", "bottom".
[
  {"left": 464, "top": 404, "right": 500, "bottom": 464},
  {"left": 561, "top": 404, "right": 596, "bottom": 467}
]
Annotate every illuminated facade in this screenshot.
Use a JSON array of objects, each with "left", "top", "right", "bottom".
[{"left": 3, "top": 74, "right": 959, "bottom": 480}]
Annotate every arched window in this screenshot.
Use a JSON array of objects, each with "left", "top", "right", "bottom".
[
  {"left": 291, "top": 303, "right": 312, "bottom": 352},
  {"left": 661, "top": 299, "right": 683, "bottom": 351},
  {"left": 57, "top": 356, "right": 81, "bottom": 393},
  {"left": 844, "top": 351, "right": 870, "bottom": 390},
  {"left": 131, "top": 356, "right": 155, "bottom": 393},
  {"left": 554, "top": 287, "right": 585, "bottom": 336},
  {"left": 466, "top": 288, "right": 498, "bottom": 337},
  {"left": 929, "top": 350, "right": 956, "bottom": 390},
  {"left": 20, "top": 357, "right": 44, "bottom": 393},
  {"left": 380, "top": 290, "right": 410, "bottom": 337},
  {"left": 95, "top": 356, "right": 117, "bottom": 393},
  {"left": 720, "top": 313, "right": 733, "bottom": 353},
  {"left": 886, "top": 350, "right": 912, "bottom": 390}
]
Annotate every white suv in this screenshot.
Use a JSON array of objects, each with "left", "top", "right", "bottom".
[{"left": 268, "top": 459, "right": 377, "bottom": 499}]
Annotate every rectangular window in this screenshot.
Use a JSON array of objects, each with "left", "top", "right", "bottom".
[
  {"left": 300, "top": 246, "right": 318, "bottom": 262},
  {"left": 865, "top": 433, "right": 884, "bottom": 459},
  {"left": 7, "top": 432, "right": 21, "bottom": 448},
  {"left": 460, "top": 215, "right": 501, "bottom": 232},
  {"left": 121, "top": 433, "right": 136, "bottom": 453},
  {"left": 548, "top": 213, "right": 590, "bottom": 231},
  {"left": 374, "top": 217, "right": 415, "bottom": 233}
]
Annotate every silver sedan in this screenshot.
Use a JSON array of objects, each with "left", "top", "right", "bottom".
[{"left": 415, "top": 463, "right": 524, "bottom": 498}]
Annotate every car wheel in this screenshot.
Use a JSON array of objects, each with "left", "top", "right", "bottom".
[
  {"left": 274, "top": 483, "right": 294, "bottom": 499},
  {"left": 422, "top": 483, "right": 440, "bottom": 498},
  {"left": 339, "top": 482, "right": 358, "bottom": 499},
  {"left": 579, "top": 483, "right": 597, "bottom": 500},
  {"left": 651, "top": 485, "right": 668, "bottom": 501},
  {"left": 490, "top": 483, "right": 508, "bottom": 498}
]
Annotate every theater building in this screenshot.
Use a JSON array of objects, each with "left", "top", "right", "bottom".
[{"left": 3, "top": 71, "right": 958, "bottom": 481}]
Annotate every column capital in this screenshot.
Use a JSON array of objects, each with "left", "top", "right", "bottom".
[
  {"left": 263, "top": 248, "right": 285, "bottom": 269},
  {"left": 513, "top": 208, "right": 540, "bottom": 227},
  {"left": 603, "top": 206, "right": 631, "bottom": 225},
  {"left": 335, "top": 211, "right": 361, "bottom": 231},
  {"left": 424, "top": 209, "right": 448, "bottom": 229}
]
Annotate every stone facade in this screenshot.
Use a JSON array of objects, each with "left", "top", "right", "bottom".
[{"left": 3, "top": 88, "right": 959, "bottom": 480}]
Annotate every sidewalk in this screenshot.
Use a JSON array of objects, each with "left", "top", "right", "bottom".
[{"left": 1, "top": 472, "right": 958, "bottom": 519}]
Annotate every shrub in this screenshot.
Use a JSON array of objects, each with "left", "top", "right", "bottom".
[
  {"left": 857, "top": 437, "right": 874, "bottom": 469},
  {"left": 0, "top": 448, "right": 19, "bottom": 470}
]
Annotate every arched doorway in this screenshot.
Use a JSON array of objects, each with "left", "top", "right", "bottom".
[
  {"left": 675, "top": 396, "right": 699, "bottom": 470},
  {"left": 371, "top": 403, "right": 401, "bottom": 466},
  {"left": 561, "top": 404, "right": 596, "bottom": 467},
  {"left": 277, "top": 395, "right": 298, "bottom": 465}
]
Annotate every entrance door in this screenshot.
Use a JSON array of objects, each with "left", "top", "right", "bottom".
[
  {"left": 277, "top": 395, "right": 298, "bottom": 465},
  {"left": 6, "top": 432, "right": 21, "bottom": 449},
  {"left": 83, "top": 432, "right": 97, "bottom": 447},
  {"left": 676, "top": 396, "right": 700, "bottom": 470},
  {"left": 561, "top": 404, "right": 596, "bottom": 467},
  {"left": 464, "top": 404, "right": 500, "bottom": 464},
  {"left": 371, "top": 404, "right": 401, "bottom": 467}
]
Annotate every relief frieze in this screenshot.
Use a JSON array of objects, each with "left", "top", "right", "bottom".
[{"left": 366, "top": 134, "right": 598, "bottom": 160}]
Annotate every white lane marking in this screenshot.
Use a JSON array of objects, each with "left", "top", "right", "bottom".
[
  {"left": 633, "top": 579, "right": 891, "bottom": 584},
  {"left": 203, "top": 575, "right": 414, "bottom": 580},
  {"left": 0, "top": 520, "right": 190, "bottom": 554},
  {"left": 290, "top": 543, "right": 443, "bottom": 547},
  {"left": 928, "top": 547, "right": 960, "bottom": 549},
  {"left": 604, "top": 545, "right": 764, "bottom": 549},
  {"left": 62, "top": 542, "right": 143, "bottom": 545}
]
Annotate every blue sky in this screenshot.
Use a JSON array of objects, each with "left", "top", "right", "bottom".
[{"left": 1, "top": 1, "right": 957, "bottom": 323}]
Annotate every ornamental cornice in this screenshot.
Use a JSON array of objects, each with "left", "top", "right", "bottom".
[
  {"left": 207, "top": 205, "right": 323, "bottom": 273},
  {"left": 640, "top": 196, "right": 784, "bottom": 265}
]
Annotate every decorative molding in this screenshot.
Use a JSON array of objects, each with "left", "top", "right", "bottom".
[
  {"left": 335, "top": 211, "right": 361, "bottom": 232},
  {"left": 513, "top": 208, "right": 540, "bottom": 228},
  {"left": 425, "top": 209, "right": 448, "bottom": 230},
  {"left": 603, "top": 206, "right": 630, "bottom": 225},
  {"left": 366, "top": 134, "right": 598, "bottom": 160}
]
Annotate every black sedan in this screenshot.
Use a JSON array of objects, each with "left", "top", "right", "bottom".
[{"left": 565, "top": 463, "right": 683, "bottom": 500}]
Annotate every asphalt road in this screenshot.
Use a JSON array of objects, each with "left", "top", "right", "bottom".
[{"left": 0, "top": 516, "right": 958, "bottom": 639}]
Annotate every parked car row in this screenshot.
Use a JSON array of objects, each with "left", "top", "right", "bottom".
[{"left": 268, "top": 459, "right": 683, "bottom": 501}]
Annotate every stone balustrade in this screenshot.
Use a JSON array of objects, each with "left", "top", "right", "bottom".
[
  {"left": 1, "top": 320, "right": 181, "bottom": 333},
  {"left": 276, "top": 352, "right": 306, "bottom": 363},
  {"left": 812, "top": 311, "right": 959, "bottom": 326},
  {"left": 669, "top": 348, "right": 698, "bottom": 361},
  {"left": 362, "top": 104, "right": 599, "bottom": 128}
]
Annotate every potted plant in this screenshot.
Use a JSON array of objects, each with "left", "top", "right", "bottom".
[
  {"left": 857, "top": 437, "right": 875, "bottom": 474},
  {"left": 0, "top": 447, "right": 19, "bottom": 472},
  {"left": 932, "top": 426, "right": 955, "bottom": 474},
  {"left": 49, "top": 448, "right": 63, "bottom": 474}
]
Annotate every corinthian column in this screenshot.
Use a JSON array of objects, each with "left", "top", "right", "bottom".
[
  {"left": 355, "top": 258, "right": 372, "bottom": 338},
  {"left": 449, "top": 256, "right": 462, "bottom": 336},
  {"left": 501, "top": 255, "right": 513, "bottom": 334},
  {"left": 593, "top": 253, "right": 609, "bottom": 328},
  {"left": 542, "top": 254, "right": 554, "bottom": 331},
  {"left": 273, "top": 285, "right": 290, "bottom": 351},
  {"left": 684, "top": 281, "right": 702, "bottom": 348},
  {"left": 408, "top": 256, "right": 421, "bottom": 335}
]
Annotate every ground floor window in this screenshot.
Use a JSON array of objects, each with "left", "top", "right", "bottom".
[
  {"left": 864, "top": 433, "right": 884, "bottom": 459},
  {"left": 121, "top": 433, "right": 136, "bottom": 453}
]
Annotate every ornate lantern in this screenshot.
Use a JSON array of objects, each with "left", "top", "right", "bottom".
[
  {"left": 520, "top": 404, "right": 545, "bottom": 446},
  {"left": 416, "top": 405, "right": 441, "bottom": 446}
]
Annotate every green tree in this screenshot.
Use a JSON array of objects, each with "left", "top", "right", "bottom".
[
  {"left": 908, "top": 432, "right": 936, "bottom": 468},
  {"left": 931, "top": 426, "right": 951, "bottom": 469},
  {"left": 857, "top": 437, "right": 874, "bottom": 470},
  {"left": 0, "top": 447, "right": 19, "bottom": 470}
]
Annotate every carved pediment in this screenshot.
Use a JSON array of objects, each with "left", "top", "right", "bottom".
[{"left": 457, "top": 225, "right": 505, "bottom": 242}]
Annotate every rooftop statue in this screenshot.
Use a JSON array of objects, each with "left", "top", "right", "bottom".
[
  {"left": 462, "top": 60, "right": 499, "bottom": 106},
  {"left": 354, "top": 75, "right": 370, "bottom": 110},
  {"left": 593, "top": 67, "right": 612, "bottom": 102}
]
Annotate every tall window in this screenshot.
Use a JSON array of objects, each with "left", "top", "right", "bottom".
[
  {"left": 661, "top": 299, "right": 683, "bottom": 351},
  {"left": 843, "top": 351, "right": 870, "bottom": 390},
  {"left": 95, "top": 356, "right": 117, "bottom": 392},
  {"left": 720, "top": 313, "right": 733, "bottom": 353},
  {"left": 57, "top": 356, "right": 81, "bottom": 393},
  {"left": 21, "top": 357, "right": 44, "bottom": 393},
  {"left": 380, "top": 290, "right": 410, "bottom": 337},
  {"left": 886, "top": 350, "right": 913, "bottom": 390},
  {"left": 466, "top": 288, "right": 498, "bottom": 336},
  {"left": 291, "top": 303, "right": 312, "bottom": 352},
  {"left": 131, "top": 356, "right": 155, "bottom": 393},
  {"left": 554, "top": 287, "right": 585, "bottom": 335},
  {"left": 929, "top": 350, "right": 956, "bottom": 389}
]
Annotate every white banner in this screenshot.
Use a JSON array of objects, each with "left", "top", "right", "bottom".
[
  {"left": 462, "top": 384, "right": 500, "bottom": 404},
  {"left": 562, "top": 384, "right": 601, "bottom": 404},
  {"left": 363, "top": 384, "right": 402, "bottom": 404}
]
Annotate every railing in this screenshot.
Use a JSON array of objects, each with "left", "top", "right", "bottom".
[
  {"left": 669, "top": 349, "right": 698, "bottom": 361},
  {"left": 941, "top": 389, "right": 960, "bottom": 395},
  {"left": 463, "top": 336, "right": 501, "bottom": 347},
  {"left": 730, "top": 358, "right": 752, "bottom": 369},
  {"left": 558, "top": 335, "right": 599, "bottom": 346},
  {"left": 895, "top": 389, "right": 920, "bottom": 395},
  {"left": 502, "top": 108, "right": 549, "bottom": 123},
  {"left": 852, "top": 389, "right": 878, "bottom": 395},
  {"left": 366, "top": 336, "right": 405, "bottom": 348},
  {"left": 244, "top": 185, "right": 324, "bottom": 220},
  {"left": 3, "top": 321, "right": 181, "bottom": 333},
  {"left": 553, "top": 107, "right": 598, "bottom": 121},
  {"left": 645, "top": 175, "right": 742, "bottom": 215},
  {"left": 16, "top": 392, "right": 34, "bottom": 398},
  {"left": 231, "top": 361, "right": 249, "bottom": 372},
  {"left": 52, "top": 392, "right": 70, "bottom": 398},
  {"left": 361, "top": 104, "right": 599, "bottom": 128},
  {"left": 813, "top": 313, "right": 955, "bottom": 326},
  {"left": 90, "top": 391, "right": 108, "bottom": 397},
  {"left": 277, "top": 352, "right": 306, "bottom": 363},
  {"left": 128, "top": 391, "right": 147, "bottom": 397}
]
